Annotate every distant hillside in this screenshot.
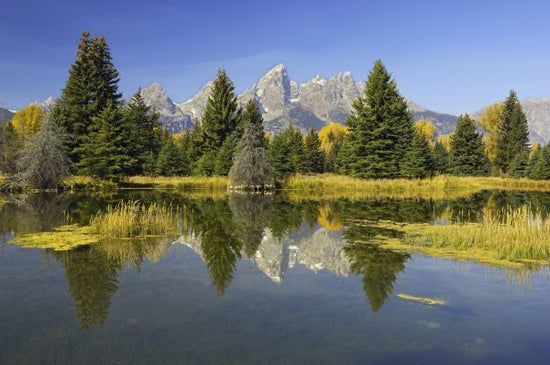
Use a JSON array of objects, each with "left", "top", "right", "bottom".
[{"left": 0, "top": 107, "right": 14, "bottom": 124}]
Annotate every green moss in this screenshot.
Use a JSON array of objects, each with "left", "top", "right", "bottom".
[{"left": 10, "top": 225, "right": 100, "bottom": 251}]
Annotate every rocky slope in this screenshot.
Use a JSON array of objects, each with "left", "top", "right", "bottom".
[{"left": 0, "top": 107, "right": 14, "bottom": 124}]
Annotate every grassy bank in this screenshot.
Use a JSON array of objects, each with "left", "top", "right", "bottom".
[
  {"left": 357, "top": 205, "right": 550, "bottom": 269},
  {"left": 287, "top": 174, "right": 550, "bottom": 194}
]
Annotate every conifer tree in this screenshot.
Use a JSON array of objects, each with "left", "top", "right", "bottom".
[
  {"left": 449, "top": 114, "right": 489, "bottom": 176},
  {"left": 526, "top": 142, "right": 541, "bottom": 178},
  {"left": 200, "top": 69, "right": 242, "bottom": 154},
  {"left": 75, "top": 102, "right": 134, "bottom": 180},
  {"left": 268, "top": 125, "right": 304, "bottom": 180},
  {"left": 123, "top": 89, "right": 162, "bottom": 175},
  {"left": 0, "top": 122, "right": 20, "bottom": 173},
  {"left": 400, "top": 130, "right": 434, "bottom": 178},
  {"left": 51, "top": 31, "right": 122, "bottom": 161},
  {"left": 507, "top": 150, "right": 530, "bottom": 178},
  {"left": 528, "top": 145, "right": 550, "bottom": 180},
  {"left": 494, "top": 90, "right": 529, "bottom": 172},
  {"left": 432, "top": 140, "right": 449, "bottom": 175},
  {"left": 342, "top": 60, "right": 413, "bottom": 178},
  {"left": 302, "top": 128, "right": 324, "bottom": 174},
  {"left": 213, "top": 134, "right": 239, "bottom": 176},
  {"left": 229, "top": 100, "right": 273, "bottom": 188},
  {"left": 155, "top": 134, "right": 185, "bottom": 176}
]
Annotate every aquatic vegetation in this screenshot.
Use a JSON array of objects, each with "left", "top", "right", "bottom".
[
  {"left": 89, "top": 201, "right": 180, "bottom": 238},
  {"left": 64, "top": 175, "right": 118, "bottom": 191},
  {"left": 397, "top": 293, "right": 448, "bottom": 305},
  {"left": 354, "top": 205, "right": 550, "bottom": 268},
  {"left": 127, "top": 176, "right": 228, "bottom": 190},
  {"left": 10, "top": 224, "right": 99, "bottom": 251}
]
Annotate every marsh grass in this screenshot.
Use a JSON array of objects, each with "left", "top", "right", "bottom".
[
  {"left": 127, "top": 176, "right": 228, "bottom": 190},
  {"left": 64, "top": 176, "right": 118, "bottom": 191},
  {"left": 360, "top": 205, "right": 550, "bottom": 267},
  {"left": 287, "top": 174, "right": 550, "bottom": 194},
  {"left": 89, "top": 201, "right": 180, "bottom": 238}
]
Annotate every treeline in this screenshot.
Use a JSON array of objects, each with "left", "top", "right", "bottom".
[{"left": 1, "top": 32, "right": 550, "bottom": 189}]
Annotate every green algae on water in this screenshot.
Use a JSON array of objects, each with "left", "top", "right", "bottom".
[{"left": 10, "top": 225, "right": 100, "bottom": 251}]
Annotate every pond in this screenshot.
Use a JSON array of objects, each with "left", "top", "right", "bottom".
[{"left": 1, "top": 190, "right": 550, "bottom": 364}]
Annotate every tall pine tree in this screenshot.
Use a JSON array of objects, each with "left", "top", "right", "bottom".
[
  {"left": 200, "top": 69, "right": 242, "bottom": 154},
  {"left": 302, "top": 128, "right": 324, "bottom": 174},
  {"left": 342, "top": 60, "right": 413, "bottom": 178},
  {"left": 51, "top": 31, "right": 122, "bottom": 162},
  {"left": 400, "top": 130, "right": 434, "bottom": 178},
  {"left": 494, "top": 90, "right": 529, "bottom": 173},
  {"left": 449, "top": 114, "right": 489, "bottom": 176},
  {"left": 75, "top": 102, "right": 134, "bottom": 180},
  {"left": 432, "top": 140, "right": 449, "bottom": 175}
]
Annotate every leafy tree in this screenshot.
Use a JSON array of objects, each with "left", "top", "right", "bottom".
[
  {"left": 494, "top": 91, "right": 529, "bottom": 172},
  {"left": 400, "top": 130, "right": 434, "bottom": 178},
  {"left": 228, "top": 100, "right": 273, "bottom": 188},
  {"left": 414, "top": 119, "right": 437, "bottom": 147},
  {"left": 432, "top": 140, "right": 449, "bottom": 174},
  {"left": 50, "top": 31, "right": 121, "bottom": 161},
  {"left": 200, "top": 69, "right": 242, "bottom": 154},
  {"left": 478, "top": 102, "right": 503, "bottom": 163},
  {"left": 302, "top": 127, "right": 324, "bottom": 173},
  {"left": 15, "top": 120, "right": 70, "bottom": 189},
  {"left": 123, "top": 89, "right": 162, "bottom": 175},
  {"left": 318, "top": 122, "right": 347, "bottom": 152},
  {"left": 11, "top": 105, "right": 46, "bottom": 144},
  {"left": 75, "top": 102, "right": 134, "bottom": 180},
  {"left": 449, "top": 114, "right": 489, "bottom": 176},
  {"left": 342, "top": 60, "right": 413, "bottom": 178}
]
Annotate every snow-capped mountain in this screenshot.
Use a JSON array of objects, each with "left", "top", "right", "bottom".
[
  {"left": 0, "top": 107, "right": 14, "bottom": 124},
  {"left": 140, "top": 83, "right": 193, "bottom": 134},
  {"left": 144, "top": 63, "right": 460, "bottom": 135}
]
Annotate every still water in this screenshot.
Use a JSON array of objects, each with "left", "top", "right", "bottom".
[{"left": 1, "top": 190, "right": 550, "bottom": 364}]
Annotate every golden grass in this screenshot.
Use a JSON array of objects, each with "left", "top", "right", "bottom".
[
  {"left": 287, "top": 174, "right": 550, "bottom": 195},
  {"left": 89, "top": 201, "right": 179, "bottom": 238},
  {"left": 127, "top": 176, "right": 228, "bottom": 190},
  {"left": 63, "top": 175, "right": 118, "bottom": 190},
  {"left": 355, "top": 205, "right": 550, "bottom": 268}
]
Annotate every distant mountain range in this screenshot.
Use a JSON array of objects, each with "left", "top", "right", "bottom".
[
  {"left": 6, "top": 63, "right": 550, "bottom": 143},
  {"left": 0, "top": 107, "right": 15, "bottom": 124}
]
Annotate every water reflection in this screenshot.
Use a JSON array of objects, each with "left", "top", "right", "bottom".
[{"left": 1, "top": 189, "right": 550, "bottom": 328}]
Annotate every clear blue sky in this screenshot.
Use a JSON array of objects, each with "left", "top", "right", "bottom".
[{"left": 1, "top": 0, "right": 550, "bottom": 115}]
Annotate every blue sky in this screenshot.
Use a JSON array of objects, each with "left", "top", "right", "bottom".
[{"left": 1, "top": 0, "right": 550, "bottom": 114}]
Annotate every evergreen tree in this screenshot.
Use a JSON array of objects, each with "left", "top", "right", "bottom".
[
  {"left": 213, "top": 133, "right": 239, "bottom": 176},
  {"left": 449, "top": 114, "right": 489, "bottom": 176},
  {"left": 200, "top": 69, "right": 242, "bottom": 154},
  {"left": 342, "top": 60, "right": 413, "bottom": 178},
  {"left": 400, "top": 130, "right": 434, "bottom": 178},
  {"left": 302, "top": 128, "right": 324, "bottom": 174},
  {"left": 228, "top": 100, "right": 273, "bottom": 188},
  {"left": 268, "top": 125, "right": 304, "bottom": 180},
  {"left": 51, "top": 31, "right": 122, "bottom": 162},
  {"left": 526, "top": 142, "right": 541, "bottom": 178},
  {"left": 75, "top": 103, "right": 134, "bottom": 180},
  {"left": 432, "top": 140, "right": 449, "bottom": 175},
  {"left": 123, "top": 89, "right": 162, "bottom": 175},
  {"left": 0, "top": 122, "right": 20, "bottom": 173},
  {"left": 155, "top": 134, "right": 184, "bottom": 176},
  {"left": 507, "top": 150, "right": 530, "bottom": 178},
  {"left": 529, "top": 145, "right": 550, "bottom": 180},
  {"left": 494, "top": 90, "right": 529, "bottom": 172}
]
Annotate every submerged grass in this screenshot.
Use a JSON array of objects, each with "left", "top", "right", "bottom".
[{"left": 357, "top": 205, "right": 550, "bottom": 268}]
